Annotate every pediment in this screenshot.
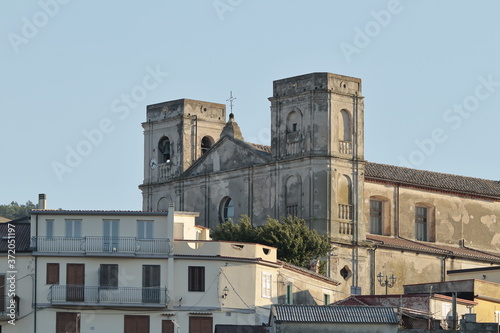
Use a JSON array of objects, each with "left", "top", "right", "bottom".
[{"left": 183, "top": 136, "right": 271, "bottom": 177}]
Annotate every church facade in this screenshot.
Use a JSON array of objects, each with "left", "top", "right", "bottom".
[{"left": 139, "top": 72, "right": 500, "bottom": 297}]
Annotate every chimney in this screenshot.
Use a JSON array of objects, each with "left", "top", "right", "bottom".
[{"left": 38, "top": 194, "right": 47, "bottom": 209}]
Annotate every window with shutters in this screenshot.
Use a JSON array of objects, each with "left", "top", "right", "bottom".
[
  {"left": 47, "top": 263, "right": 59, "bottom": 284},
  {"left": 56, "top": 312, "right": 80, "bottom": 333},
  {"left": 261, "top": 272, "right": 272, "bottom": 298},
  {"left": 124, "top": 315, "right": 149, "bottom": 333},
  {"left": 188, "top": 266, "right": 205, "bottom": 292},
  {"left": 100, "top": 264, "right": 118, "bottom": 289},
  {"left": 189, "top": 316, "right": 212, "bottom": 333}
]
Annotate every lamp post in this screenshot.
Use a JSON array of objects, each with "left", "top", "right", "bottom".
[{"left": 377, "top": 272, "right": 396, "bottom": 295}]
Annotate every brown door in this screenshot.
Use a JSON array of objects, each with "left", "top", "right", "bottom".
[
  {"left": 124, "top": 315, "right": 150, "bottom": 333},
  {"left": 189, "top": 317, "right": 213, "bottom": 333},
  {"left": 66, "top": 264, "right": 85, "bottom": 302},
  {"left": 56, "top": 312, "right": 80, "bottom": 333}
]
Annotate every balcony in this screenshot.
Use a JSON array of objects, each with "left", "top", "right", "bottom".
[
  {"left": 49, "top": 285, "right": 169, "bottom": 308},
  {"left": 32, "top": 236, "right": 170, "bottom": 255}
]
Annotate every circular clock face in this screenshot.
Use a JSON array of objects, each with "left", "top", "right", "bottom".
[{"left": 149, "top": 157, "right": 158, "bottom": 169}]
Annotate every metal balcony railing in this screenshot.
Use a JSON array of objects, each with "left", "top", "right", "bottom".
[
  {"left": 32, "top": 236, "right": 170, "bottom": 254},
  {"left": 49, "top": 285, "right": 169, "bottom": 307}
]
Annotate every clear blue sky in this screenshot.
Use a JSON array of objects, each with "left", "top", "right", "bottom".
[{"left": 1, "top": 1, "right": 499, "bottom": 210}]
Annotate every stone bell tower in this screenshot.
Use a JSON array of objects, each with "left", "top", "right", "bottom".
[{"left": 141, "top": 99, "right": 226, "bottom": 211}]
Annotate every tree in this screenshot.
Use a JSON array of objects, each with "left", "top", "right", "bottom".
[
  {"left": 0, "top": 201, "right": 37, "bottom": 220},
  {"left": 211, "top": 215, "right": 332, "bottom": 270}
]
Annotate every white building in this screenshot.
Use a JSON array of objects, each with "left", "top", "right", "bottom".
[{"left": 0, "top": 199, "right": 339, "bottom": 333}]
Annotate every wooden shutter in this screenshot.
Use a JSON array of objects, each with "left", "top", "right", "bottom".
[
  {"left": 162, "top": 320, "right": 175, "bottom": 333},
  {"left": 47, "top": 263, "right": 60, "bottom": 284},
  {"left": 188, "top": 267, "right": 205, "bottom": 291},
  {"left": 124, "top": 315, "right": 150, "bottom": 333},
  {"left": 189, "top": 317, "right": 213, "bottom": 333},
  {"left": 56, "top": 312, "right": 80, "bottom": 333}
]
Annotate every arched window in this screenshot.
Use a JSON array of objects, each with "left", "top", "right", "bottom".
[
  {"left": 338, "top": 175, "right": 352, "bottom": 221},
  {"left": 286, "top": 110, "right": 302, "bottom": 156},
  {"left": 286, "top": 111, "right": 301, "bottom": 133},
  {"left": 220, "top": 197, "right": 234, "bottom": 223},
  {"left": 158, "top": 137, "right": 171, "bottom": 163},
  {"left": 201, "top": 136, "right": 213, "bottom": 155},
  {"left": 339, "top": 110, "right": 352, "bottom": 154},
  {"left": 339, "top": 110, "right": 352, "bottom": 142}
]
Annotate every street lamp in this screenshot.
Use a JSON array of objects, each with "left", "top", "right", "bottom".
[{"left": 377, "top": 272, "right": 397, "bottom": 295}]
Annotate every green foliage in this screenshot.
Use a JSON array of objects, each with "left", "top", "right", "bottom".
[
  {"left": 211, "top": 215, "right": 332, "bottom": 269},
  {"left": 0, "top": 200, "right": 37, "bottom": 220}
]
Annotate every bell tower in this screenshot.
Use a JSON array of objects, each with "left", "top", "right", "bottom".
[
  {"left": 141, "top": 98, "right": 226, "bottom": 211},
  {"left": 269, "top": 72, "right": 366, "bottom": 240}
]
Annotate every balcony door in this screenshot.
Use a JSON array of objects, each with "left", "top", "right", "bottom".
[
  {"left": 142, "top": 265, "right": 160, "bottom": 303},
  {"left": 103, "top": 220, "right": 119, "bottom": 252},
  {"left": 66, "top": 264, "right": 85, "bottom": 302}
]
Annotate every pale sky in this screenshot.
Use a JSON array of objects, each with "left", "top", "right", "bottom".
[{"left": 1, "top": 1, "right": 499, "bottom": 210}]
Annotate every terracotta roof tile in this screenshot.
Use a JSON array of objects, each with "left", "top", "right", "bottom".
[{"left": 365, "top": 162, "right": 500, "bottom": 199}]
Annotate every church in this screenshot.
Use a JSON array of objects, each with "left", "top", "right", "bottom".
[{"left": 139, "top": 72, "right": 500, "bottom": 296}]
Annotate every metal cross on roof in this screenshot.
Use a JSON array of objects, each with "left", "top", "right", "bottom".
[{"left": 226, "top": 91, "right": 236, "bottom": 114}]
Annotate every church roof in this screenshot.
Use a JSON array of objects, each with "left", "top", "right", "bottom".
[{"left": 365, "top": 162, "right": 500, "bottom": 199}]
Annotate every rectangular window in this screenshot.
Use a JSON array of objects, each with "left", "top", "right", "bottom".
[
  {"left": 369, "top": 200, "right": 383, "bottom": 235},
  {"left": 65, "top": 220, "right": 81, "bottom": 238},
  {"left": 415, "top": 206, "right": 428, "bottom": 241},
  {"left": 46, "top": 219, "right": 54, "bottom": 238},
  {"left": 188, "top": 266, "right": 205, "bottom": 292},
  {"left": 56, "top": 312, "right": 80, "bottom": 333},
  {"left": 124, "top": 315, "right": 150, "bottom": 333},
  {"left": 261, "top": 272, "right": 272, "bottom": 298},
  {"left": 324, "top": 294, "right": 330, "bottom": 305},
  {"left": 47, "top": 263, "right": 60, "bottom": 284},
  {"left": 137, "top": 221, "right": 153, "bottom": 239},
  {"left": 100, "top": 264, "right": 118, "bottom": 289}
]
